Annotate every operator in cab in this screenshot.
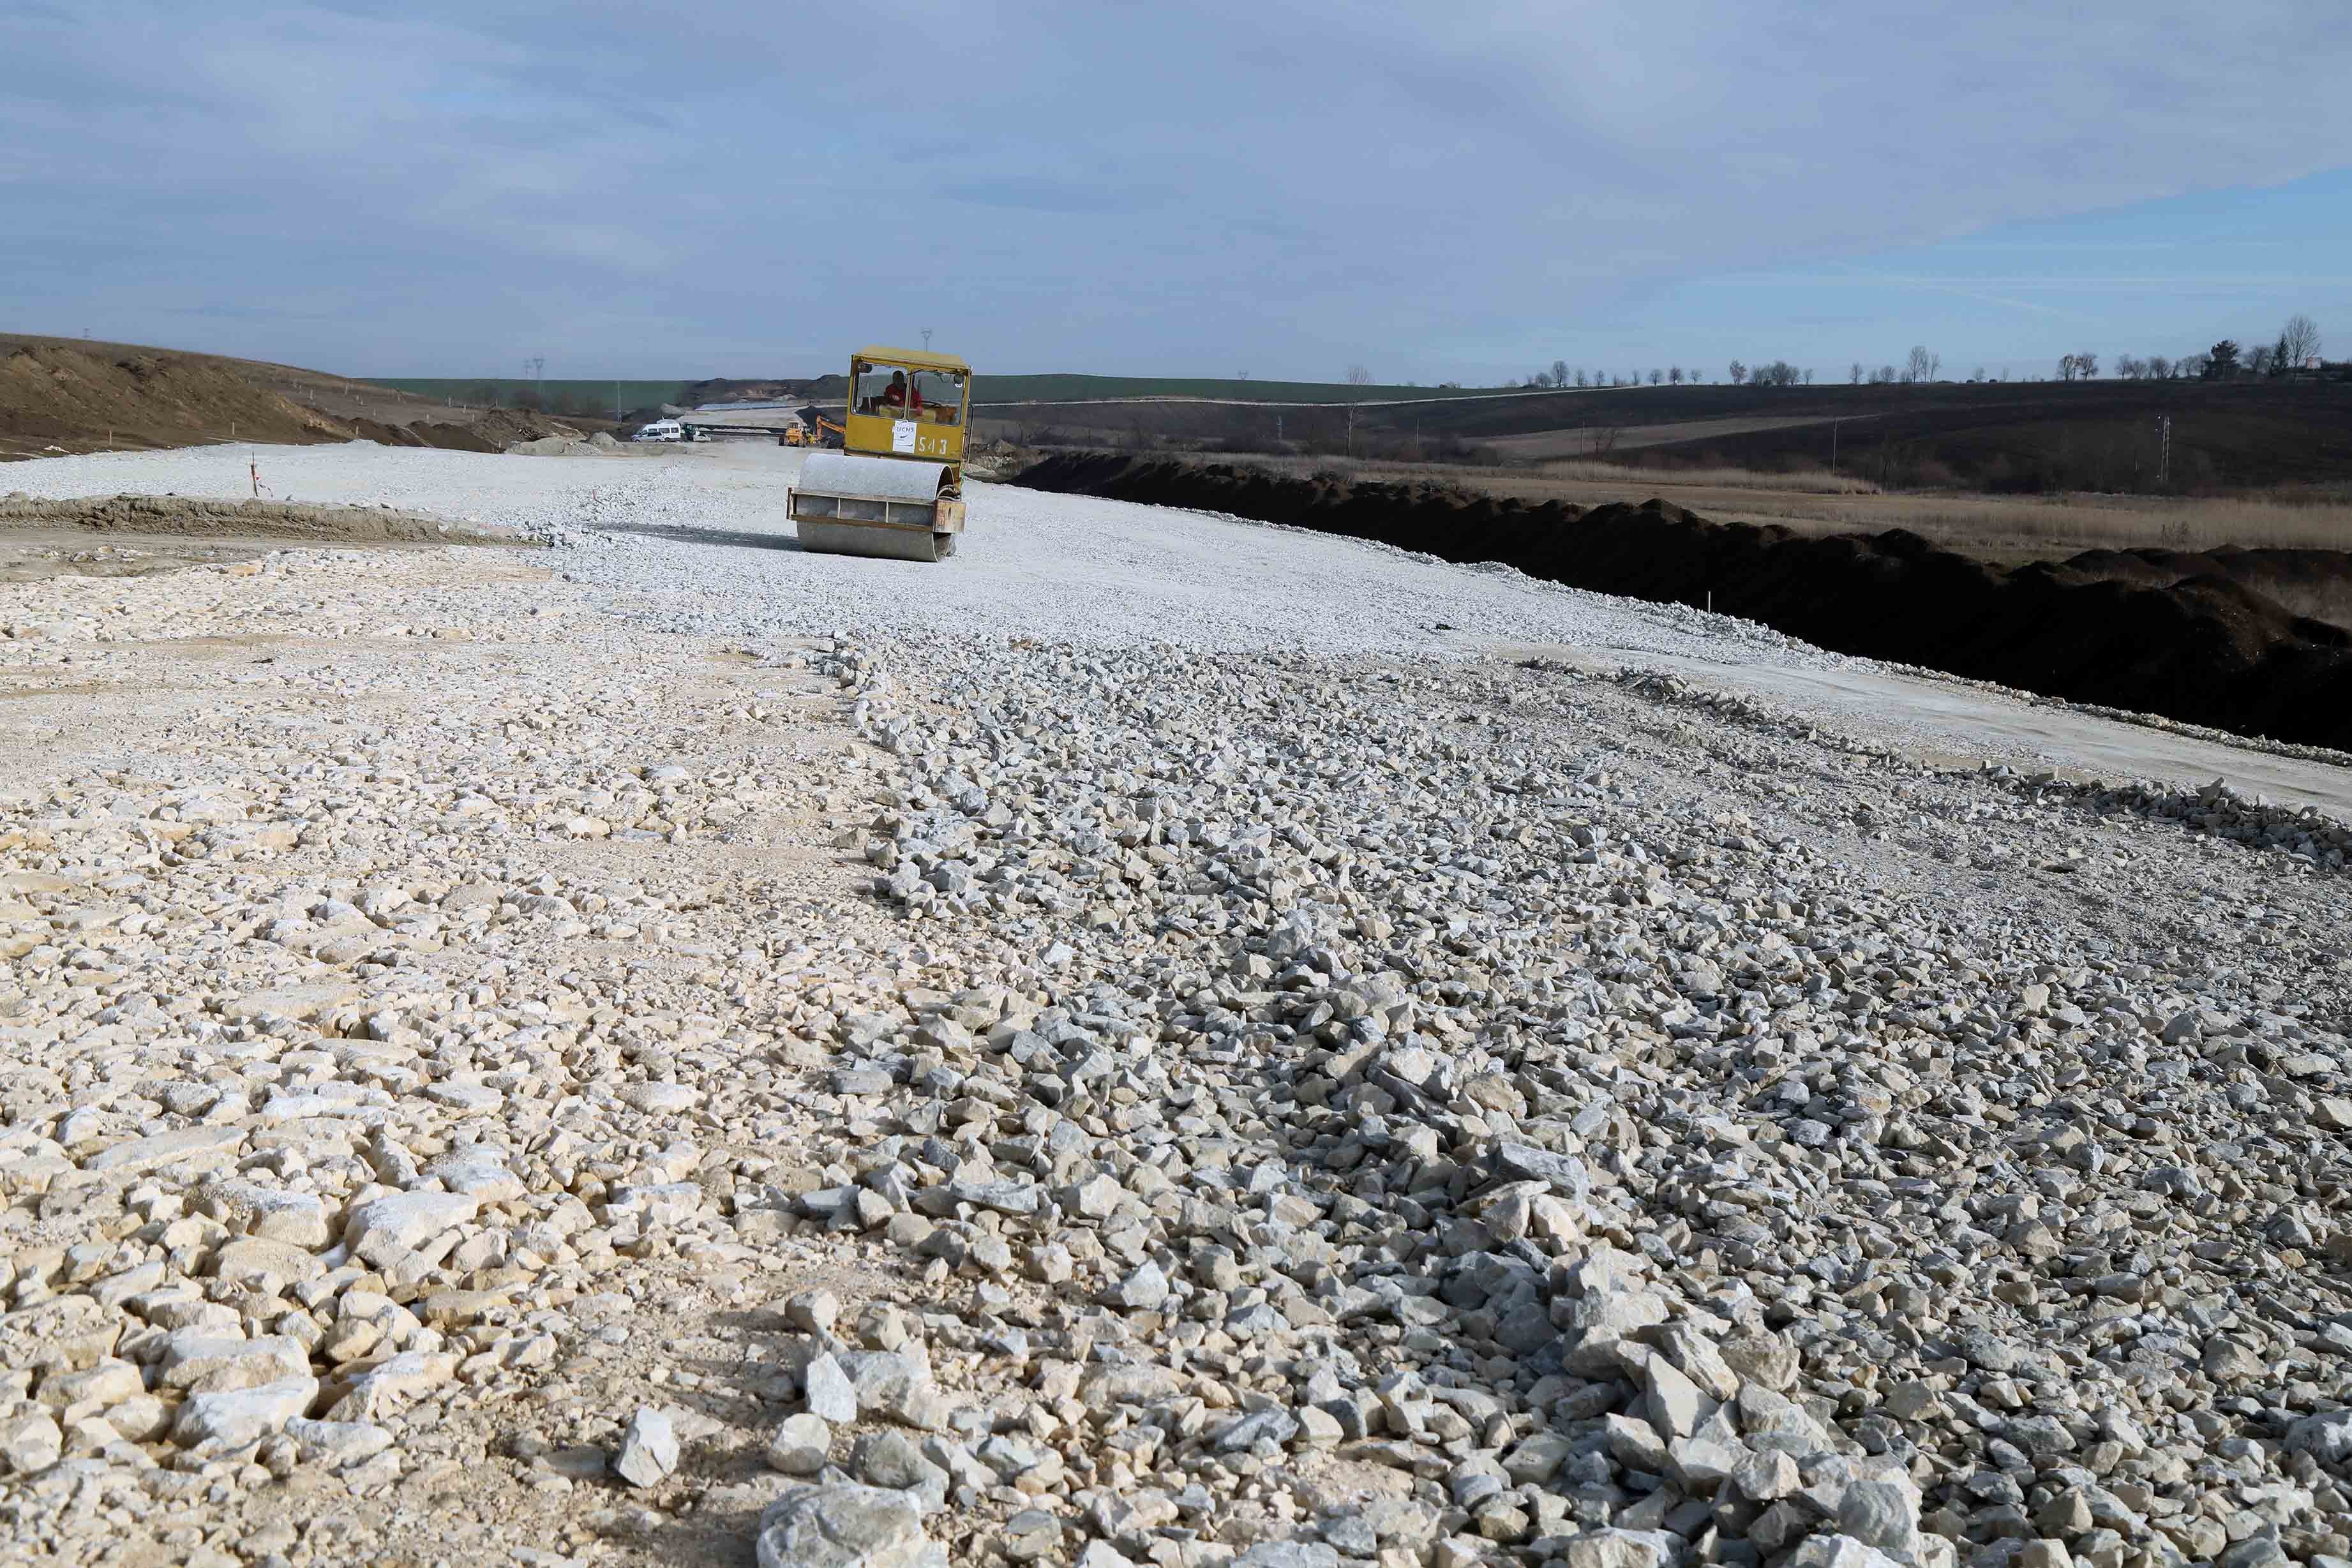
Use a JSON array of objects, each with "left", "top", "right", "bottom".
[{"left": 879, "top": 371, "right": 924, "bottom": 415}]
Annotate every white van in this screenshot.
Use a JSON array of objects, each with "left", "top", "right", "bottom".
[{"left": 631, "top": 419, "right": 684, "bottom": 443}]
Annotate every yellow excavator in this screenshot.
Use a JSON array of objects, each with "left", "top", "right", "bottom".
[{"left": 786, "top": 347, "right": 971, "bottom": 562}]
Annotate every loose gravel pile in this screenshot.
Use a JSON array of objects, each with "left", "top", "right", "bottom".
[{"left": 2, "top": 444, "right": 2349, "bottom": 1568}]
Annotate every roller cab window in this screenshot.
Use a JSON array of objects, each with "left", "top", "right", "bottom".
[
  {"left": 853, "top": 362, "right": 920, "bottom": 416},
  {"left": 911, "top": 369, "right": 964, "bottom": 425}
]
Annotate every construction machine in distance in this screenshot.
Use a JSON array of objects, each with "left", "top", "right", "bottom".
[
  {"left": 781, "top": 413, "right": 845, "bottom": 449},
  {"left": 786, "top": 347, "right": 971, "bottom": 563}
]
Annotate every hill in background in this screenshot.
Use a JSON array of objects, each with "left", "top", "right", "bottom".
[
  {"left": 15, "top": 336, "right": 2352, "bottom": 502},
  {"left": 0, "top": 336, "right": 598, "bottom": 459}
]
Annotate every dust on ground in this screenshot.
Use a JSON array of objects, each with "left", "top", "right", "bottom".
[{"left": 0, "top": 493, "right": 536, "bottom": 583}]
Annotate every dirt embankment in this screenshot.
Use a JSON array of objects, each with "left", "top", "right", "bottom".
[
  {"left": 339, "top": 408, "right": 585, "bottom": 453},
  {"left": 0, "top": 336, "right": 590, "bottom": 459},
  {"left": 1011, "top": 452, "right": 2352, "bottom": 752},
  {"left": 1, "top": 339, "right": 345, "bottom": 456}
]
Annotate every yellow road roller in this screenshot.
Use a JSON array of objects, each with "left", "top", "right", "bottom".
[{"left": 787, "top": 346, "right": 971, "bottom": 562}]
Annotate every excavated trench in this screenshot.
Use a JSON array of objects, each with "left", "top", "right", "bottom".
[{"left": 1010, "top": 453, "right": 2352, "bottom": 754}]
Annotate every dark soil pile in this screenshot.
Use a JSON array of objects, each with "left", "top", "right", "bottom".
[{"left": 1012, "top": 452, "right": 2352, "bottom": 751}]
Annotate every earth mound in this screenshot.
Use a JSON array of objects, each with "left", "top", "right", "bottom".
[
  {"left": 1, "top": 334, "right": 595, "bottom": 459},
  {"left": 1, "top": 339, "right": 341, "bottom": 456}
]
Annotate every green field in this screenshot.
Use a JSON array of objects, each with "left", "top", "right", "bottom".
[
  {"left": 968, "top": 374, "right": 1504, "bottom": 405},
  {"left": 370, "top": 378, "right": 691, "bottom": 412}
]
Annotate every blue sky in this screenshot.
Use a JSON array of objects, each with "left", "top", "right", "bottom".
[
  {"left": 1632, "top": 170, "right": 2352, "bottom": 385},
  {"left": 3, "top": 1, "right": 2348, "bottom": 384}
]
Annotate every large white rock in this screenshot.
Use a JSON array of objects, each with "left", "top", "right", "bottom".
[
  {"left": 423, "top": 1149, "right": 525, "bottom": 1200},
  {"left": 172, "top": 1377, "right": 318, "bottom": 1449},
  {"left": 756, "top": 1484, "right": 943, "bottom": 1568},
  {"left": 341, "top": 1191, "right": 478, "bottom": 1266},
  {"left": 82, "top": 1124, "right": 246, "bottom": 1174},
  {"left": 160, "top": 1331, "right": 313, "bottom": 1393},
  {"left": 193, "top": 1179, "right": 332, "bottom": 1246},
  {"left": 615, "top": 1407, "right": 680, "bottom": 1488},
  {"left": 322, "top": 1351, "right": 458, "bottom": 1421}
]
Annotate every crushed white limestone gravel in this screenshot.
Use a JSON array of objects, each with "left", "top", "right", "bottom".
[{"left": 1, "top": 440, "right": 2349, "bottom": 1568}]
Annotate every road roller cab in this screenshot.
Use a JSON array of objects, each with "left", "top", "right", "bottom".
[{"left": 787, "top": 347, "right": 971, "bottom": 562}]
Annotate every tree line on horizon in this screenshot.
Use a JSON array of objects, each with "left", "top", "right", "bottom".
[{"left": 1511, "top": 313, "right": 2330, "bottom": 394}]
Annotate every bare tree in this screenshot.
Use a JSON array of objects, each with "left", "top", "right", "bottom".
[
  {"left": 2247, "top": 344, "right": 2274, "bottom": 375},
  {"left": 1575, "top": 370, "right": 1589, "bottom": 388},
  {"left": 1668, "top": 366, "right": 1683, "bottom": 384},
  {"left": 1648, "top": 369, "right": 1662, "bottom": 385},
  {"left": 2146, "top": 355, "right": 2170, "bottom": 380},
  {"left": 2280, "top": 313, "right": 2323, "bottom": 368},
  {"left": 1905, "top": 345, "right": 1934, "bottom": 384},
  {"left": 1970, "top": 366, "right": 1985, "bottom": 382},
  {"left": 2075, "top": 352, "right": 2099, "bottom": 379},
  {"left": 1552, "top": 359, "right": 1569, "bottom": 388},
  {"left": 2115, "top": 355, "right": 2143, "bottom": 380},
  {"left": 1728, "top": 361, "right": 1748, "bottom": 385},
  {"left": 1803, "top": 368, "right": 1815, "bottom": 384},
  {"left": 1850, "top": 362, "right": 1863, "bottom": 384},
  {"left": 2058, "top": 354, "right": 2078, "bottom": 382},
  {"left": 1346, "top": 364, "right": 1372, "bottom": 386}
]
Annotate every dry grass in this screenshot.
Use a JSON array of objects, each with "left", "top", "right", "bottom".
[
  {"left": 1535, "top": 459, "right": 1881, "bottom": 495},
  {"left": 1160, "top": 450, "right": 2352, "bottom": 560}
]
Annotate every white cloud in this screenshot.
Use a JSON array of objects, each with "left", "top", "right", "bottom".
[{"left": 3, "top": 0, "right": 2348, "bottom": 375}]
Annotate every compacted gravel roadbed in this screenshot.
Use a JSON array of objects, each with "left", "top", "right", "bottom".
[{"left": 3, "top": 443, "right": 2351, "bottom": 1568}]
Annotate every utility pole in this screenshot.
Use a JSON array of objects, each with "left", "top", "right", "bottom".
[
  {"left": 523, "top": 356, "right": 545, "bottom": 408},
  {"left": 921, "top": 328, "right": 933, "bottom": 354},
  {"left": 2156, "top": 415, "right": 2172, "bottom": 490},
  {"left": 1831, "top": 417, "right": 1843, "bottom": 469}
]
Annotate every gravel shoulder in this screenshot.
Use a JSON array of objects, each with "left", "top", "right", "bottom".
[
  {"left": 14, "top": 441, "right": 2345, "bottom": 809},
  {"left": 1500, "top": 650, "right": 2352, "bottom": 823},
  {"left": 3, "top": 443, "right": 2351, "bottom": 1568}
]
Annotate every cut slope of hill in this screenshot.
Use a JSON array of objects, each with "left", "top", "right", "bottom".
[
  {"left": 0, "top": 334, "right": 592, "bottom": 459},
  {"left": 1010, "top": 452, "right": 2352, "bottom": 752},
  {"left": 1, "top": 335, "right": 345, "bottom": 457}
]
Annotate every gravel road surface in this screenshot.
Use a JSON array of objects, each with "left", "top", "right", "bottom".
[
  {"left": 13, "top": 443, "right": 2346, "bottom": 807},
  {"left": 3, "top": 441, "right": 2350, "bottom": 1568}
]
